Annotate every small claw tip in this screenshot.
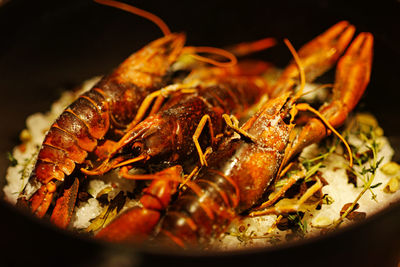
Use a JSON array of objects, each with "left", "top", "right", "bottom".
[{"left": 346, "top": 32, "right": 374, "bottom": 60}]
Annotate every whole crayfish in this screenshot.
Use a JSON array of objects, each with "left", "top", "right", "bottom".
[{"left": 17, "top": 33, "right": 185, "bottom": 224}]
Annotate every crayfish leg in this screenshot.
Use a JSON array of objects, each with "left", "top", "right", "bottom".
[
  {"left": 96, "top": 166, "right": 183, "bottom": 243},
  {"left": 125, "top": 83, "right": 197, "bottom": 132},
  {"left": 96, "top": 207, "right": 161, "bottom": 243},
  {"left": 50, "top": 177, "right": 80, "bottom": 229},
  {"left": 222, "top": 114, "right": 257, "bottom": 143},
  {"left": 193, "top": 114, "right": 216, "bottom": 167},
  {"left": 28, "top": 181, "right": 57, "bottom": 218},
  {"left": 250, "top": 178, "right": 323, "bottom": 216}
]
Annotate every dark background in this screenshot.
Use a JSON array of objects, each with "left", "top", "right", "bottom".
[{"left": 0, "top": 0, "right": 399, "bottom": 266}]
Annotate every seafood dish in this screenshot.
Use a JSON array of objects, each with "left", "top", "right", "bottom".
[{"left": 3, "top": 0, "right": 400, "bottom": 250}]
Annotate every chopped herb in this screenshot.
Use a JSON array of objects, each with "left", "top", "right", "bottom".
[
  {"left": 322, "top": 194, "right": 334, "bottom": 205},
  {"left": 370, "top": 182, "right": 382, "bottom": 189},
  {"left": 277, "top": 212, "right": 307, "bottom": 237},
  {"left": 226, "top": 230, "right": 256, "bottom": 243},
  {"left": 287, "top": 212, "right": 307, "bottom": 237},
  {"left": 356, "top": 149, "right": 373, "bottom": 165},
  {"left": 304, "top": 163, "right": 321, "bottom": 182},
  {"left": 18, "top": 149, "right": 39, "bottom": 194},
  {"left": 275, "top": 177, "right": 289, "bottom": 188},
  {"left": 300, "top": 138, "right": 339, "bottom": 183},
  {"left": 7, "top": 152, "right": 18, "bottom": 166}
]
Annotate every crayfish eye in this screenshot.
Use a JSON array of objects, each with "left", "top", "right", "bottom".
[
  {"left": 283, "top": 113, "right": 292, "bottom": 125},
  {"left": 131, "top": 141, "right": 144, "bottom": 156}
]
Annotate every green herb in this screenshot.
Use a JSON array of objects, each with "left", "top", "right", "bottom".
[
  {"left": 275, "top": 177, "right": 289, "bottom": 188},
  {"left": 287, "top": 212, "right": 307, "bottom": 237},
  {"left": 227, "top": 231, "right": 283, "bottom": 245},
  {"left": 301, "top": 138, "right": 339, "bottom": 183},
  {"left": 304, "top": 163, "right": 322, "bottom": 182},
  {"left": 370, "top": 182, "right": 382, "bottom": 189},
  {"left": 226, "top": 230, "right": 256, "bottom": 243},
  {"left": 322, "top": 194, "right": 334, "bottom": 205},
  {"left": 7, "top": 152, "right": 18, "bottom": 166},
  {"left": 349, "top": 135, "right": 383, "bottom": 201},
  {"left": 333, "top": 122, "right": 383, "bottom": 228},
  {"left": 18, "top": 148, "right": 39, "bottom": 194}
]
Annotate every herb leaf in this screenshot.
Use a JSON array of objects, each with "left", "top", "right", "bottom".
[
  {"left": 370, "top": 182, "right": 382, "bottom": 189},
  {"left": 7, "top": 152, "right": 18, "bottom": 167}
]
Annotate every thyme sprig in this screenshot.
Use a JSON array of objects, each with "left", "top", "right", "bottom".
[
  {"left": 18, "top": 147, "right": 39, "bottom": 194},
  {"left": 287, "top": 212, "right": 308, "bottom": 236},
  {"left": 352, "top": 128, "right": 383, "bottom": 200},
  {"left": 226, "top": 229, "right": 282, "bottom": 245},
  {"left": 332, "top": 125, "right": 383, "bottom": 228},
  {"left": 7, "top": 151, "right": 18, "bottom": 167},
  {"left": 227, "top": 230, "right": 256, "bottom": 243}
]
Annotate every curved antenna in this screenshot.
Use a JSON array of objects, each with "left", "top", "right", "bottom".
[
  {"left": 183, "top": 46, "right": 238, "bottom": 68},
  {"left": 95, "top": 0, "right": 238, "bottom": 68},
  {"left": 94, "top": 0, "right": 171, "bottom": 36},
  {"left": 296, "top": 103, "right": 353, "bottom": 167},
  {"left": 283, "top": 38, "right": 306, "bottom": 99}
]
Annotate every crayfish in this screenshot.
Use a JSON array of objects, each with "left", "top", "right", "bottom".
[{"left": 16, "top": 0, "right": 373, "bottom": 249}]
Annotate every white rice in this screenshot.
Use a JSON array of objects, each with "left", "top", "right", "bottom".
[{"left": 3, "top": 79, "right": 399, "bottom": 249}]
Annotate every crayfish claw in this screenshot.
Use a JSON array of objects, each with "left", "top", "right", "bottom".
[
  {"left": 282, "top": 32, "right": 374, "bottom": 167},
  {"left": 335, "top": 32, "right": 374, "bottom": 111},
  {"left": 271, "top": 21, "right": 355, "bottom": 97}
]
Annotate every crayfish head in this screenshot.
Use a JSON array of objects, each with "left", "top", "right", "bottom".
[
  {"left": 111, "top": 115, "right": 176, "bottom": 168},
  {"left": 277, "top": 91, "right": 302, "bottom": 126},
  {"left": 259, "top": 91, "right": 295, "bottom": 125}
]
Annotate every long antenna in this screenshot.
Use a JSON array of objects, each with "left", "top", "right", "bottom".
[{"left": 94, "top": 0, "right": 171, "bottom": 36}]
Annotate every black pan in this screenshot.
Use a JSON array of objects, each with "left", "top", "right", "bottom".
[{"left": 0, "top": 0, "right": 399, "bottom": 266}]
